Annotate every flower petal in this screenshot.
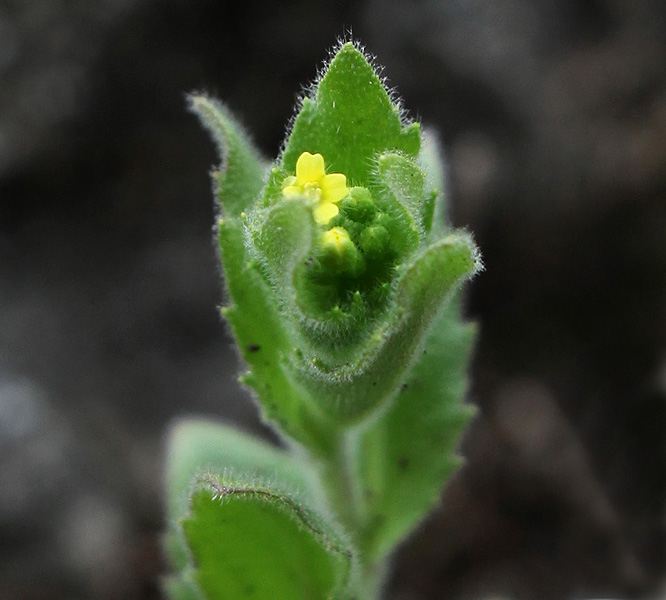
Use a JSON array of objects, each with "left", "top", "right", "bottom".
[
  {"left": 296, "top": 152, "right": 325, "bottom": 184},
  {"left": 313, "top": 202, "right": 339, "bottom": 225},
  {"left": 320, "top": 173, "right": 348, "bottom": 203}
]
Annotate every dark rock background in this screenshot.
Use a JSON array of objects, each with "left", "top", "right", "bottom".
[{"left": 1, "top": 1, "right": 665, "bottom": 599}]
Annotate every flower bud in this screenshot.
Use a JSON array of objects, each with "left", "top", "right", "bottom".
[
  {"left": 359, "top": 225, "right": 389, "bottom": 260},
  {"left": 339, "top": 187, "right": 377, "bottom": 224},
  {"left": 318, "top": 226, "right": 363, "bottom": 275}
]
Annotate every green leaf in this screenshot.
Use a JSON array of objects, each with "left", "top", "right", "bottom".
[
  {"left": 371, "top": 152, "right": 426, "bottom": 244},
  {"left": 217, "top": 219, "right": 335, "bottom": 454},
  {"left": 189, "top": 95, "right": 267, "bottom": 218},
  {"left": 247, "top": 198, "right": 316, "bottom": 301},
  {"left": 357, "top": 299, "right": 477, "bottom": 559},
  {"left": 183, "top": 474, "right": 354, "bottom": 600},
  {"left": 281, "top": 42, "right": 420, "bottom": 188},
  {"left": 287, "top": 233, "right": 480, "bottom": 423},
  {"left": 165, "top": 419, "right": 317, "bottom": 526},
  {"left": 164, "top": 419, "right": 319, "bottom": 582}
]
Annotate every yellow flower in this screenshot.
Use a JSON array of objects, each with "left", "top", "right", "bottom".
[{"left": 281, "top": 152, "right": 349, "bottom": 224}]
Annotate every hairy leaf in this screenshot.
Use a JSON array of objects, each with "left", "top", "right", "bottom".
[
  {"left": 372, "top": 152, "right": 428, "bottom": 241},
  {"left": 183, "top": 475, "right": 354, "bottom": 600},
  {"left": 282, "top": 42, "right": 420, "bottom": 188},
  {"left": 218, "top": 219, "right": 334, "bottom": 453},
  {"left": 357, "top": 299, "right": 477, "bottom": 559},
  {"left": 189, "top": 95, "right": 267, "bottom": 218},
  {"left": 164, "top": 420, "right": 319, "bottom": 576},
  {"left": 287, "top": 233, "right": 480, "bottom": 423}
]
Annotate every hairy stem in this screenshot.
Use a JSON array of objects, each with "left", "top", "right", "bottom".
[{"left": 315, "top": 429, "right": 386, "bottom": 599}]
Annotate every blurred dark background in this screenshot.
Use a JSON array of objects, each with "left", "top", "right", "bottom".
[{"left": 1, "top": 1, "right": 665, "bottom": 599}]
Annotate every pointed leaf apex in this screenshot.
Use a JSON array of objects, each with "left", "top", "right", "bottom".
[
  {"left": 189, "top": 94, "right": 267, "bottom": 217},
  {"left": 282, "top": 41, "right": 420, "bottom": 187}
]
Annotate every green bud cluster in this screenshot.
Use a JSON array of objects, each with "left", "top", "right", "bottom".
[{"left": 297, "top": 185, "right": 406, "bottom": 319}]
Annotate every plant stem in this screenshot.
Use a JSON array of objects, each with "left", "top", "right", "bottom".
[
  {"left": 356, "top": 558, "right": 387, "bottom": 600},
  {"left": 333, "top": 430, "right": 365, "bottom": 530},
  {"left": 316, "top": 429, "right": 386, "bottom": 599}
]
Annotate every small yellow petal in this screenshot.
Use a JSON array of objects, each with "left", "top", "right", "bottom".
[
  {"left": 320, "top": 173, "right": 348, "bottom": 204},
  {"left": 296, "top": 152, "right": 325, "bottom": 184},
  {"left": 282, "top": 185, "right": 300, "bottom": 198},
  {"left": 313, "top": 202, "right": 339, "bottom": 224}
]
